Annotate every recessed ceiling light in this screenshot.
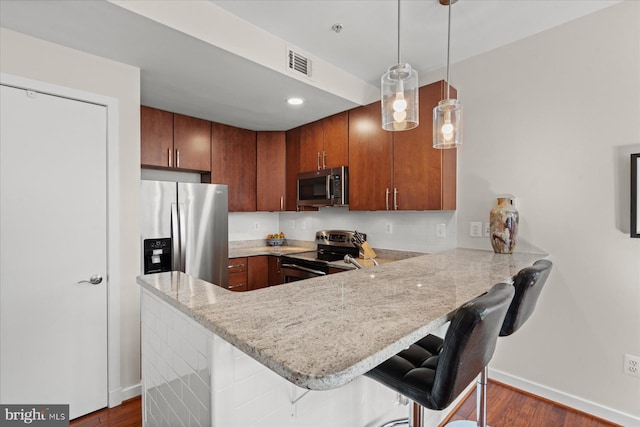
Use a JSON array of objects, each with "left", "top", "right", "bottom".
[{"left": 287, "top": 97, "right": 304, "bottom": 106}]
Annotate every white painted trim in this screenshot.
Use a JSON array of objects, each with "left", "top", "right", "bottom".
[
  {"left": 121, "top": 383, "right": 142, "bottom": 402},
  {"left": 489, "top": 368, "right": 640, "bottom": 426},
  {"left": 0, "top": 72, "right": 123, "bottom": 409}
]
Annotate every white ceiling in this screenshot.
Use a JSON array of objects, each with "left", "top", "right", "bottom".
[{"left": 0, "top": 0, "right": 621, "bottom": 131}]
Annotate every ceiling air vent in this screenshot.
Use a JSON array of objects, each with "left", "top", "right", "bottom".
[{"left": 287, "top": 48, "right": 311, "bottom": 78}]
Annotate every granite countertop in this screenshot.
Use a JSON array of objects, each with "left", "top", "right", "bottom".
[
  {"left": 228, "top": 240, "right": 424, "bottom": 270},
  {"left": 137, "top": 248, "right": 547, "bottom": 391},
  {"left": 228, "top": 245, "right": 312, "bottom": 258}
]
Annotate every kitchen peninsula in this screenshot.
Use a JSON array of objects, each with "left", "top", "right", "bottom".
[{"left": 138, "top": 248, "right": 546, "bottom": 427}]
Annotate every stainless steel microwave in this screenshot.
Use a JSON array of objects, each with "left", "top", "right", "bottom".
[{"left": 297, "top": 166, "right": 348, "bottom": 208}]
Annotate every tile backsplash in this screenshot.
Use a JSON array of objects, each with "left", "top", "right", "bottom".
[{"left": 229, "top": 207, "right": 456, "bottom": 253}]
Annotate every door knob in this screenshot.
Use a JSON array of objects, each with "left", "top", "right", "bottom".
[{"left": 78, "top": 274, "right": 103, "bottom": 285}]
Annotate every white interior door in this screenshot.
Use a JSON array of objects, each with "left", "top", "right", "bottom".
[{"left": 0, "top": 85, "right": 108, "bottom": 419}]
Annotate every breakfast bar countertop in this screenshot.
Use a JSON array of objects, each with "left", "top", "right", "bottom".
[{"left": 137, "top": 248, "right": 547, "bottom": 391}]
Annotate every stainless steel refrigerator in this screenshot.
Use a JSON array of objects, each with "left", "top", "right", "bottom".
[{"left": 141, "top": 180, "right": 228, "bottom": 286}]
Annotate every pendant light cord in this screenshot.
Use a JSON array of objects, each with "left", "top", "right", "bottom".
[
  {"left": 446, "top": 0, "right": 452, "bottom": 99},
  {"left": 397, "top": 0, "right": 401, "bottom": 64}
]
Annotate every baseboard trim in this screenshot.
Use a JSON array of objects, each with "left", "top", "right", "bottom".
[
  {"left": 489, "top": 368, "right": 639, "bottom": 426},
  {"left": 122, "top": 383, "right": 142, "bottom": 401},
  {"left": 108, "top": 383, "right": 141, "bottom": 408}
]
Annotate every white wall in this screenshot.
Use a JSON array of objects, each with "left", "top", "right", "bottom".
[
  {"left": 423, "top": 1, "right": 639, "bottom": 419},
  {"left": 0, "top": 29, "right": 142, "bottom": 399}
]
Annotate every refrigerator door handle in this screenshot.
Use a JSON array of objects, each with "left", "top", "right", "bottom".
[
  {"left": 178, "top": 203, "right": 187, "bottom": 273},
  {"left": 171, "top": 203, "right": 181, "bottom": 272}
]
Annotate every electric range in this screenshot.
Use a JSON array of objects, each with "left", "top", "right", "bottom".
[{"left": 280, "top": 230, "right": 366, "bottom": 282}]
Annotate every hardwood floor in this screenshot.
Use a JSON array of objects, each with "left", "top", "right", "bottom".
[
  {"left": 70, "top": 397, "right": 141, "bottom": 427},
  {"left": 442, "top": 380, "right": 621, "bottom": 427},
  {"left": 70, "top": 381, "right": 620, "bottom": 427}
]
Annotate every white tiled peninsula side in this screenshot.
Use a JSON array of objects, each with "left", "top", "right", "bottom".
[
  {"left": 141, "top": 289, "right": 412, "bottom": 427},
  {"left": 138, "top": 248, "right": 547, "bottom": 427}
]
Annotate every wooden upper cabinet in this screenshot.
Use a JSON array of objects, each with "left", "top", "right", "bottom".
[
  {"left": 348, "top": 101, "right": 393, "bottom": 211},
  {"left": 299, "top": 111, "right": 349, "bottom": 172},
  {"left": 299, "top": 120, "right": 323, "bottom": 172},
  {"left": 141, "top": 106, "right": 211, "bottom": 172},
  {"left": 141, "top": 106, "right": 174, "bottom": 168},
  {"left": 322, "top": 111, "right": 349, "bottom": 168},
  {"left": 211, "top": 123, "right": 256, "bottom": 212},
  {"left": 257, "top": 131, "right": 286, "bottom": 211},
  {"left": 285, "top": 127, "right": 301, "bottom": 211},
  {"left": 347, "top": 81, "right": 456, "bottom": 211},
  {"left": 392, "top": 81, "right": 457, "bottom": 210},
  {"left": 173, "top": 113, "right": 211, "bottom": 172}
]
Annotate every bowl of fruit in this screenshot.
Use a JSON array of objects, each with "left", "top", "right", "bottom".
[{"left": 266, "top": 232, "right": 286, "bottom": 246}]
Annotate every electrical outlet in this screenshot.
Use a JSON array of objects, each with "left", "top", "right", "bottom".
[
  {"left": 624, "top": 354, "right": 640, "bottom": 377},
  {"left": 385, "top": 223, "right": 393, "bottom": 234},
  {"left": 289, "top": 220, "right": 295, "bottom": 229},
  {"left": 254, "top": 222, "right": 260, "bottom": 230},
  {"left": 436, "top": 223, "right": 446, "bottom": 238},
  {"left": 484, "top": 223, "right": 491, "bottom": 237},
  {"left": 470, "top": 222, "right": 482, "bottom": 238}
]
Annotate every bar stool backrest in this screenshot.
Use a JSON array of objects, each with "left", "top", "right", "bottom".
[
  {"left": 500, "top": 260, "right": 553, "bottom": 337},
  {"left": 429, "top": 283, "right": 514, "bottom": 409}
]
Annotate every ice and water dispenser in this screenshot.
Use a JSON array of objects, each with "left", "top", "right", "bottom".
[{"left": 143, "top": 238, "right": 172, "bottom": 274}]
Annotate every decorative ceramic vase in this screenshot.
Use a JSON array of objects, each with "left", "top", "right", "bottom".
[{"left": 490, "top": 197, "right": 519, "bottom": 254}]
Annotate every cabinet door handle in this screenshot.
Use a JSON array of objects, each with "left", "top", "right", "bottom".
[
  {"left": 394, "top": 188, "right": 398, "bottom": 210},
  {"left": 385, "top": 188, "right": 390, "bottom": 211},
  {"left": 168, "top": 148, "right": 172, "bottom": 167},
  {"left": 228, "top": 283, "right": 245, "bottom": 290},
  {"left": 280, "top": 195, "right": 284, "bottom": 211},
  {"left": 317, "top": 152, "right": 321, "bottom": 170},
  {"left": 228, "top": 263, "right": 245, "bottom": 269},
  {"left": 176, "top": 149, "right": 180, "bottom": 168},
  {"left": 322, "top": 151, "right": 327, "bottom": 169}
]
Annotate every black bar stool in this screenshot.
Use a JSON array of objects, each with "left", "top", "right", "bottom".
[
  {"left": 448, "top": 259, "right": 553, "bottom": 427},
  {"left": 365, "top": 282, "right": 515, "bottom": 427}
]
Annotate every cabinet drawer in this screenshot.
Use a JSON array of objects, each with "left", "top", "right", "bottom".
[
  {"left": 228, "top": 271, "right": 247, "bottom": 292},
  {"left": 228, "top": 257, "right": 247, "bottom": 273}
]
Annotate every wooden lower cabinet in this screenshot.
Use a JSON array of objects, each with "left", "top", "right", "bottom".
[
  {"left": 268, "top": 256, "right": 283, "bottom": 286},
  {"left": 228, "top": 256, "right": 285, "bottom": 291},
  {"left": 227, "top": 257, "right": 248, "bottom": 292},
  {"left": 247, "top": 256, "right": 269, "bottom": 291}
]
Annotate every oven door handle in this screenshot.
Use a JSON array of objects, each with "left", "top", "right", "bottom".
[{"left": 281, "top": 264, "right": 327, "bottom": 276}]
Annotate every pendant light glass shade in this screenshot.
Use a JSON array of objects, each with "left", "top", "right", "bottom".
[
  {"left": 381, "top": 63, "right": 419, "bottom": 131},
  {"left": 433, "top": 98, "right": 462, "bottom": 148},
  {"left": 433, "top": 0, "right": 462, "bottom": 149}
]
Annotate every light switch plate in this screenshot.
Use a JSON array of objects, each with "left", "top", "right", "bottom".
[{"left": 470, "top": 222, "right": 482, "bottom": 238}]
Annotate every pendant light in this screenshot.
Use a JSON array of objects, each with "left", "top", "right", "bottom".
[
  {"left": 381, "top": 0, "right": 418, "bottom": 131},
  {"left": 433, "top": 0, "right": 462, "bottom": 149}
]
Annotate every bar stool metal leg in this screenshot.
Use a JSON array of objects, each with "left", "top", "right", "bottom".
[
  {"left": 446, "top": 366, "right": 489, "bottom": 427},
  {"left": 412, "top": 401, "right": 424, "bottom": 427}
]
